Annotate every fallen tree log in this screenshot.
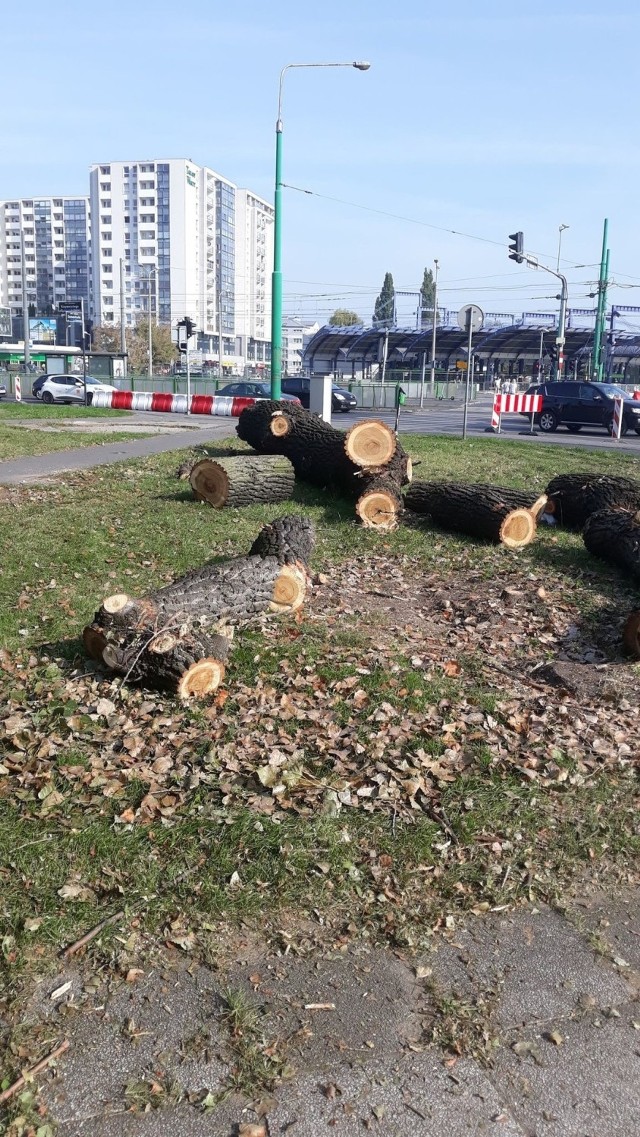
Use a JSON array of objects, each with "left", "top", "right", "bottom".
[
  {"left": 82, "top": 515, "right": 314, "bottom": 697},
  {"left": 236, "top": 400, "right": 411, "bottom": 529},
  {"left": 545, "top": 473, "right": 640, "bottom": 529},
  {"left": 190, "top": 454, "right": 295, "bottom": 509},
  {"left": 404, "top": 481, "right": 548, "bottom": 547},
  {"left": 583, "top": 507, "right": 640, "bottom": 582},
  {"left": 623, "top": 610, "right": 640, "bottom": 658}
]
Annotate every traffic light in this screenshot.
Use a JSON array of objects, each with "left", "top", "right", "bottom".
[
  {"left": 508, "top": 232, "right": 524, "bottom": 264},
  {"left": 184, "top": 317, "right": 196, "bottom": 338}
]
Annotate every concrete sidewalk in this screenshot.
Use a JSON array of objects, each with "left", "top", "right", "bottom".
[
  {"left": 21, "top": 890, "right": 640, "bottom": 1136},
  {"left": 0, "top": 420, "right": 232, "bottom": 484}
]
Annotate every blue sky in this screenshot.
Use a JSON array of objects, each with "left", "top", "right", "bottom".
[{"left": 4, "top": 0, "right": 640, "bottom": 327}]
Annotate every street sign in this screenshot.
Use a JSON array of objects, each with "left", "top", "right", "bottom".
[
  {"left": 58, "top": 302, "right": 82, "bottom": 315},
  {"left": 456, "top": 360, "right": 468, "bottom": 370},
  {"left": 457, "top": 304, "right": 484, "bottom": 333}
]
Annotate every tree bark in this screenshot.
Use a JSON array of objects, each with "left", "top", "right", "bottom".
[
  {"left": 623, "top": 610, "right": 640, "bottom": 659},
  {"left": 404, "top": 481, "right": 548, "bottom": 547},
  {"left": 82, "top": 515, "right": 314, "bottom": 698},
  {"left": 236, "top": 400, "right": 411, "bottom": 528},
  {"left": 545, "top": 473, "right": 640, "bottom": 529},
  {"left": 190, "top": 454, "right": 295, "bottom": 509},
  {"left": 583, "top": 507, "right": 640, "bottom": 582}
]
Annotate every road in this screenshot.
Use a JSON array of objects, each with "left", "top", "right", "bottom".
[
  {"left": 342, "top": 394, "right": 640, "bottom": 452},
  {"left": 2, "top": 394, "right": 639, "bottom": 485}
]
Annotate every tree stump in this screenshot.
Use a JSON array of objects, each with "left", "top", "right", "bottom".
[
  {"left": 583, "top": 507, "right": 640, "bottom": 582},
  {"left": 190, "top": 454, "right": 295, "bottom": 509},
  {"left": 404, "top": 481, "right": 548, "bottom": 547},
  {"left": 82, "top": 516, "right": 314, "bottom": 698},
  {"left": 545, "top": 473, "right": 640, "bottom": 529},
  {"left": 237, "top": 400, "right": 411, "bottom": 529}
]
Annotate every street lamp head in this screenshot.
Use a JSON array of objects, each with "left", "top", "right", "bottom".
[
  {"left": 559, "top": 223, "right": 569, "bottom": 232},
  {"left": 353, "top": 61, "right": 371, "bottom": 70}
]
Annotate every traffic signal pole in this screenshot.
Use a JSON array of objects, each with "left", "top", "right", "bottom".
[{"left": 508, "top": 232, "right": 568, "bottom": 381}]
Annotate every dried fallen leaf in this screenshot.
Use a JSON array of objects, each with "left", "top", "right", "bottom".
[
  {"left": 442, "top": 660, "right": 460, "bottom": 677},
  {"left": 50, "top": 981, "right": 72, "bottom": 1000},
  {"left": 126, "top": 968, "right": 145, "bottom": 983},
  {"left": 238, "top": 1125, "right": 266, "bottom": 1137}
]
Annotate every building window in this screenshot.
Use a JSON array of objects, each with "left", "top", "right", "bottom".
[
  {"left": 140, "top": 230, "right": 155, "bottom": 240},
  {"left": 102, "top": 248, "right": 112, "bottom": 258},
  {"left": 101, "top": 215, "right": 112, "bottom": 225},
  {"left": 140, "top": 247, "right": 156, "bottom": 256},
  {"left": 102, "top": 232, "right": 112, "bottom": 241},
  {"left": 103, "top": 265, "right": 113, "bottom": 274},
  {"left": 139, "top": 180, "right": 155, "bottom": 189},
  {"left": 100, "top": 166, "right": 111, "bottom": 175},
  {"left": 101, "top": 199, "right": 111, "bottom": 208},
  {"left": 100, "top": 182, "right": 111, "bottom": 191}
]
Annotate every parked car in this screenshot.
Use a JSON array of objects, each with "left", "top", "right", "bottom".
[
  {"left": 281, "top": 376, "right": 357, "bottom": 412},
  {"left": 0, "top": 378, "right": 7, "bottom": 399},
  {"left": 216, "top": 381, "right": 301, "bottom": 404},
  {"left": 523, "top": 381, "right": 640, "bottom": 436},
  {"left": 39, "top": 374, "right": 118, "bottom": 405}
]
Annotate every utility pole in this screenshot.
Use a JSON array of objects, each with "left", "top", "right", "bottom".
[
  {"left": 429, "top": 258, "right": 439, "bottom": 399},
  {"left": 592, "top": 219, "right": 609, "bottom": 381},
  {"left": 218, "top": 284, "right": 224, "bottom": 383},
  {"left": 119, "top": 258, "right": 127, "bottom": 377},
  {"left": 20, "top": 228, "right": 30, "bottom": 374},
  {"left": 80, "top": 297, "right": 88, "bottom": 405}
]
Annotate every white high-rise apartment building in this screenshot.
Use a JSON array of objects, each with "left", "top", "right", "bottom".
[
  {"left": 89, "top": 159, "right": 273, "bottom": 365},
  {"left": 234, "top": 189, "right": 273, "bottom": 367},
  {"left": 0, "top": 197, "right": 90, "bottom": 321}
]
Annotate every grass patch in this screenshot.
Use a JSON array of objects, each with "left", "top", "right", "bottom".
[
  {"left": 0, "top": 402, "right": 127, "bottom": 420},
  {"left": 1, "top": 431, "right": 639, "bottom": 1035},
  {"left": 0, "top": 425, "right": 152, "bottom": 461}
]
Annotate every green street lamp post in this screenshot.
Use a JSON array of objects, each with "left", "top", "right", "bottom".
[{"left": 271, "top": 60, "right": 371, "bottom": 400}]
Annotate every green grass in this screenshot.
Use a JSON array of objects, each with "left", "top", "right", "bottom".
[
  {"left": 1, "top": 432, "right": 639, "bottom": 1051},
  {"left": 0, "top": 402, "right": 128, "bottom": 420},
  {"left": 0, "top": 424, "right": 152, "bottom": 461}
]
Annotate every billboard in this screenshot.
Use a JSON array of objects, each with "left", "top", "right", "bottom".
[
  {"left": 29, "top": 317, "right": 57, "bottom": 344},
  {"left": 0, "top": 306, "right": 11, "bottom": 337}
]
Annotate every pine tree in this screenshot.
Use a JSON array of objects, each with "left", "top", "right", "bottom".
[
  {"left": 373, "top": 272, "right": 395, "bottom": 327},
  {"left": 420, "top": 267, "right": 439, "bottom": 324}
]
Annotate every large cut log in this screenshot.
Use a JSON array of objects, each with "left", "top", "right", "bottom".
[
  {"left": 82, "top": 516, "right": 314, "bottom": 698},
  {"left": 355, "top": 475, "right": 405, "bottom": 531},
  {"left": 404, "top": 481, "right": 548, "bottom": 547},
  {"left": 190, "top": 454, "right": 295, "bottom": 509},
  {"left": 623, "top": 610, "right": 640, "bottom": 659},
  {"left": 583, "top": 507, "right": 640, "bottom": 582},
  {"left": 545, "top": 473, "right": 640, "bottom": 529},
  {"left": 236, "top": 400, "right": 411, "bottom": 529}
]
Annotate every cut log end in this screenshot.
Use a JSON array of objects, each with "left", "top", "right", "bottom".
[
  {"left": 530, "top": 493, "right": 549, "bottom": 519},
  {"left": 102, "top": 592, "right": 131, "bottom": 615},
  {"left": 102, "top": 643, "right": 125, "bottom": 669},
  {"left": 190, "top": 460, "right": 229, "bottom": 508},
  {"left": 82, "top": 625, "right": 108, "bottom": 661},
  {"left": 177, "top": 658, "right": 225, "bottom": 699},
  {"left": 269, "top": 563, "right": 307, "bottom": 612},
  {"left": 270, "top": 412, "right": 293, "bottom": 438},
  {"left": 356, "top": 489, "right": 401, "bottom": 530},
  {"left": 499, "top": 508, "right": 537, "bottom": 548},
  {"left": 344, "top": 420, "right": 397, "bottom": 468},
  {"left": 149, "top": 631, "right": 178, "bottom": 655},
  {"left": 623, "top": 610, "right": 640, "bottom": 658}
]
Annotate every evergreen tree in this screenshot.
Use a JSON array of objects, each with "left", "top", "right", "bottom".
[
  {"left": 329, "top": 308, "right": 362, "bottom": 326},
  {"left": 373, "top": 272, "right": 395, "bottom": 326},
  {"left": 418, "top": 263, "right": 438, "bottom": 322}
]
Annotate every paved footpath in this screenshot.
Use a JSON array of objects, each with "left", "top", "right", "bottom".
[
  {"left": 0, "top": 418, "right": 232, "bottom": 484},
  {"left": 19, "top": 890, "right": 640, "bottom": 1136}
]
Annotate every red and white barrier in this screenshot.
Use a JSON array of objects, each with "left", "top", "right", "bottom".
[
  {"left": 14, "top": 376, "right": 21, "bottom": 402},
  {"left": 492, "top": 392, "right": 543, "bottom": 433},
  {"left": 612, "top": 395, "right": 624, "bottom": 440},
  {"left": 91, "top": 390, "right": 257, "bottom": 417}
]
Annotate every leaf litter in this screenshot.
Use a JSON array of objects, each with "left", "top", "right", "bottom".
[{"left": 1, "top": 551, "right": 637, "bottom": 831}]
